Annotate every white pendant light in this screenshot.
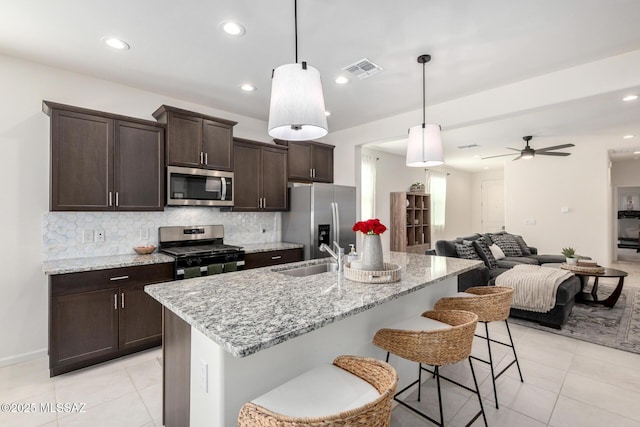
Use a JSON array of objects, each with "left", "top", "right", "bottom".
[
  {"left": 406, "top": 54, "right": 443, "bottom": 167},
  {"left": 268, "top": 0, "right": 328, "bottom": 141}
]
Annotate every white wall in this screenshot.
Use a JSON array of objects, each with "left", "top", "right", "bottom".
[
  {"left": 361, "top": 148, "right": 473, "bottom": 250},
  {"left": 0, "top": 53, "right": 272, "bottom": 364}
]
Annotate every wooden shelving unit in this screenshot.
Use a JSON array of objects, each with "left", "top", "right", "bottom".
[{"left": 390, "top": 192, "right": 431, "bottom": 254}]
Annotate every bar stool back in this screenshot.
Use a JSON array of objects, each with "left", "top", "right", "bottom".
[
  {"left": 237, "top": 355, "right": 398, "bottom": 427},
  {"left": 373, "top": 310, "right": 487, "bottom": 427},
  {"left": 434, "top": 286, "right": 523, "bottom": 409}
]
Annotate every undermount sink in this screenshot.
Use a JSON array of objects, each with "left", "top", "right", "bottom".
[{"left": 276, "top": 263, "right": 339, "bottom": 277}]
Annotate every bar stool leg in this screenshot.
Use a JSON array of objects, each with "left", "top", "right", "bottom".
[
  {"left": 505, "top": 319, "right": 524, "bottom": 382},
  {"left": 418, "top": 363, "right": 423, "bottom": 402},
  {"left": 469, "top": 357, "right": 488, "bottom": 427},
  {"left": 435, "top": 366, "right": 443, "bottom": 427},
  {"left": 484, "top": 322, "right": 499, "bottom": 409}
]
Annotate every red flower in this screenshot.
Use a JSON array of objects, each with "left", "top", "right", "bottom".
[{"left": 352, "top": 219, "right": 387, "bottom": 235}]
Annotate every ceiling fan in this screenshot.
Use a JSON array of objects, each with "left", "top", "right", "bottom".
[{"left": 482, "top": 136, "right": 575, "bottom": 161}]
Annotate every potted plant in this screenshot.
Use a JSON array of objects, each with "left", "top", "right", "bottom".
[{"left": 561, "top": 247, "right": 578, "bottom": 265}]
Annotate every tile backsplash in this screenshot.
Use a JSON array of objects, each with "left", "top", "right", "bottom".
[{"left": 43, "top": 208, "right": 280, "bottom": 260}]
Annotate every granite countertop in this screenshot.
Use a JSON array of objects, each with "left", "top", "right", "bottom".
[
  {"left": 145, "top": 252, "right": 483, "bottom": 358},
  {"left": 42, "top": 242, "right": 303, "bottom": 275}
]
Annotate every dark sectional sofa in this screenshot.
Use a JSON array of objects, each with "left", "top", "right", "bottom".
[{"left": 434, "top": 232, "right": 581, "bottom": 328}]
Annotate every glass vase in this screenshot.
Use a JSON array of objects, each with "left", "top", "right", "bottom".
[{"left": 361, "top": 234, "right": 384, "bottom": 271}]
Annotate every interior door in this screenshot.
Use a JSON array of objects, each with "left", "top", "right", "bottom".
[{"left": 481, "top": 179, "right": 505, "bottom": 233}]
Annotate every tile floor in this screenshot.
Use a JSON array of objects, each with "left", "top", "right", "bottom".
[{"left": 1, "top": 260, "right": 639, "bottom": 427}]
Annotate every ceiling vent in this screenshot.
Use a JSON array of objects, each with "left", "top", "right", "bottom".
[
  {"left": 342, "top": 58, "right": 383, "bottom": 79},
  {"left": 457, "top": 144, "right": 480, "bottom": 149}
]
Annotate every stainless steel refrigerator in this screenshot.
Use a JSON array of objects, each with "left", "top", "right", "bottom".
[{"left": 282, "top": 183, "right": 356, "bottom": 260}]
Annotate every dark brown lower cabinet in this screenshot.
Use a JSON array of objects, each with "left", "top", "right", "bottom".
[
  {"left": 244, "top": 248, "right": 304, "bottom": 269},
  {"left": 163, "top": 308, "right": 191, "bottom": 427},
  {"left": 48, "top": 263, "right": 173, "bottom": 376}
]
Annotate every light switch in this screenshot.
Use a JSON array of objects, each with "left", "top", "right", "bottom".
[{"left": 82, "top": 229, "right": 94, "bottom": 244}]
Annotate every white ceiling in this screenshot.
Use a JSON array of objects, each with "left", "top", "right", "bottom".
[{"left": 1, "top": 0, "right": 639, "bottom": 170}]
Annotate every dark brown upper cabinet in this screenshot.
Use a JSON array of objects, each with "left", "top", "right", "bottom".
[
  {"left": 153, "top": 105, "right": 237, "bottom": 171},
  {"left": 274, "top": 139, "right": 334, "bottom": 183},
  {"left": 43, "top": 101, "right": 165, "bottom": 212},
  {"left": 233, "top": 138, "right": 288, "bottom": 212}
]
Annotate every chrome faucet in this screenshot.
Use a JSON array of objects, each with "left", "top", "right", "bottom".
[{"left": 319, "top": 241, "right": 344, "bottom": 272}]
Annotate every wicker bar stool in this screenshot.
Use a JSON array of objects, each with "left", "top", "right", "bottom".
[
  {"left": 434, "top": 286, "right": 523, "bottom": 409},
  {"left": 373, "top": 310, "right": 487, "bottom": 427},
  {"left": 237, "top": 355, "right": 398, "bottom": 427}
]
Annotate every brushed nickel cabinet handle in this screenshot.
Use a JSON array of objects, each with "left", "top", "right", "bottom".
[
  {"left": 204, "top": 152, "right": 208, "bottom": 164},
  {"left": 109, "top": 192, "right": 112, "bottom": 206},
  {"left": 200, "top": 152, "right": 204, "bottom": 164},
  {"left": 263, "top": 197, "right": 266, "bottom": 208},
  {"left": 114, "top": 294, "right": 117, "bottom": 310},
  {"left": 109, "top": 275, "right": 129, "bottom": 281},
  {"left": 121, "top": 293, "right": 125, "bottom": 309},
  {"left": 115, "top": 192, "right": 119, "bottom": 207},
  {"left": 271, "top": 255, "right": 282, "bottom": 260}
]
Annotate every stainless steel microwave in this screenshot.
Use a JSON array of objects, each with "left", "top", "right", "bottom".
[{"left": 167, "top": 166, "right": 234, "bottom": 207}]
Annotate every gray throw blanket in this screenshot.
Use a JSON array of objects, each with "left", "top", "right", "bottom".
[{"left": 495, "top": 265, "right": 574, "bottom": 313}]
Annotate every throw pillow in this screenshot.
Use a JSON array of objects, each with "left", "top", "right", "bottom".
[
  {"left": 489, "top": 243, "right": 506, "bottom": 260},
  {"left": 512, "top": 234, "right": 532, "bottom": 256},
  {"left": 473, "top": 237, "right": 499, "bottom": 268},
  {"left": 490, "top": 233, "right": 523, "bottom": 257},
  {"left": 455, "top": 241, "right": 481, "bottom": 260}
]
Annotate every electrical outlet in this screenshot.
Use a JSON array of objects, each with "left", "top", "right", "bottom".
[
  {"left": 82, "top": 229, "right": 94, "bottom": 244},
  {"left": 200, "top": 360, "right": 208, "bottom": 393},
  {"left": 139, "top": 228, "right": 150, "bottom": 240},
  {"left": 95, "top": 230, "right": 105, "bottom": 243}
]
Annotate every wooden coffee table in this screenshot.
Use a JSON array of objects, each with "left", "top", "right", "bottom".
[{"left": 571, "top": 267, "right": 628, "bottom": 308}]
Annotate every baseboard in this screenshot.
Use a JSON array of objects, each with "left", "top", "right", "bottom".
[{"left": 0, "top": 348, "right": 47, "bottom": 368}]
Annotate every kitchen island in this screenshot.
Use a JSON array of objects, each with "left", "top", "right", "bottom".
[{"left": 145, "top": 252, "right": 482, "bottom": 427}]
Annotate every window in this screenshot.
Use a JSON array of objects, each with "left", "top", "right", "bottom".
[
  {"left": 426, "top": 170, "right": 446, "bottom": 231},
  {"left": 361, "top": 153, "right": 377, "bottom": 220}
]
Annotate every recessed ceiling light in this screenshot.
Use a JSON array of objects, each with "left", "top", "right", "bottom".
[
  {"left": 623, "top": 135, "right": 635, "bottom": 139},
  {"left": 102, "top": 37, "right": 130, "bottom": 50},
  {"left": 325, "top": 111, "right": 331, "bottom": 117},
  {"left": 335, "top": 76, "right": 350, "bottom": 85},
  {"left": 623, "top": 95, "right": 638, "bottom": 102},
  {"left": 221, "top": 21, "right": 246, "bottom": 36},
  {"left": 240, "top": 83, "right": 256, "bottom": 92}
]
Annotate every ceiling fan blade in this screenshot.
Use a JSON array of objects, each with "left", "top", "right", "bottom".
[
  {"left": 506, "top": 147, "right": 521, "bottom": 151},
  {"left": 536, "top": 143, "right": 575, "bottom": 153},
  {"left": 536, "top": 151, "right": 571, "bottom": 156},
  {"left": 512, "top": 155, "right": 522, "bottom": 161},
  {"left": 482, "top": 153, "right": 518, "bottom": 159}
]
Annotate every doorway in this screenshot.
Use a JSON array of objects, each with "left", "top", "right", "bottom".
[{"left": 481, "top": 179, "right": 505, "bottom": 233}]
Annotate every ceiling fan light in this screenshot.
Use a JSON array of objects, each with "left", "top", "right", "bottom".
[
  {"left": 521, "top": 152, "right": 534, "bottom": 160},
  {"left": 406, "top": 124, "right": 444, "bottom": 167},
  {"left": 268, "top": 63, "right": 328, "bottom": 141}
]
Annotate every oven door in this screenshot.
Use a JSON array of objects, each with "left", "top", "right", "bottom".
[
  {"left": 167, "top": 166, "right": 234, "bottom": 207},
  {"left": 174, "top": 253, "right": 245, "bottom": 280}
]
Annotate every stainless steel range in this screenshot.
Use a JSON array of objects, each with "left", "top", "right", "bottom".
[{"left": 159, "top": 225, "right": 245, "bottom": 279}]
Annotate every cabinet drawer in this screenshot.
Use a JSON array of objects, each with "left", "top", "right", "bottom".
[
  {"left": 244, "top": 248, "right": 303, "bottom": 269},
  {"left": 50, "top": 263, "right": 174, "bottom": 296}
]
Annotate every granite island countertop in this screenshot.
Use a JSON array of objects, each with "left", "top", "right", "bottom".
[
  {"left": 145, "top": 252, "right": 482, "bottom": 358},
  {"left": 42, "top": 242, "right": 304, "bottom": 275}
]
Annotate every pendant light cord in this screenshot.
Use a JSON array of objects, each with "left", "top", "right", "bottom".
[
  {"left": 294, "top": 0, "right": 298, "bottom": 63},
  {"left": 422, "top": 60, "right": 426, "bottom": 127}
]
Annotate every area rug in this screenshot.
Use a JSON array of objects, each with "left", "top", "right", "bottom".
[{"left": 509, "top": 284, "right": 640, "bottom": 355}]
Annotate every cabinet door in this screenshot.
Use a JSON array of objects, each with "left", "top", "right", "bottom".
[
  {"left": 114, "top": 121, "right": 165, "bottom": 211},
  {"left": 287, "top": 141, "right": 313, "bottom": 181},
  {"left": 166, "top": 112, "right": 202, "bottom": 167},
  {"left": 261, "top": 147, "right": 288, "bottom": 211},
  {"left": 311, "top": 144, "right": 334, "bottom": 183},
  {"left": 233, "top": 142, "right": 261, "bottom": 210},
  {"left": 50, "top": 289, "right": 119, "bottom": 369},
  {"left": 203, "top": 119, "right": 233, "bottom": 171},
  {"left": 50, "top": 109, "right": 113, "bottom": 211},
  {"left": 244, "top": 248, "right": 303, "bottom": 269},
  {"left": 118, "top": 284, "right": 162, "bottom": 351}
]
